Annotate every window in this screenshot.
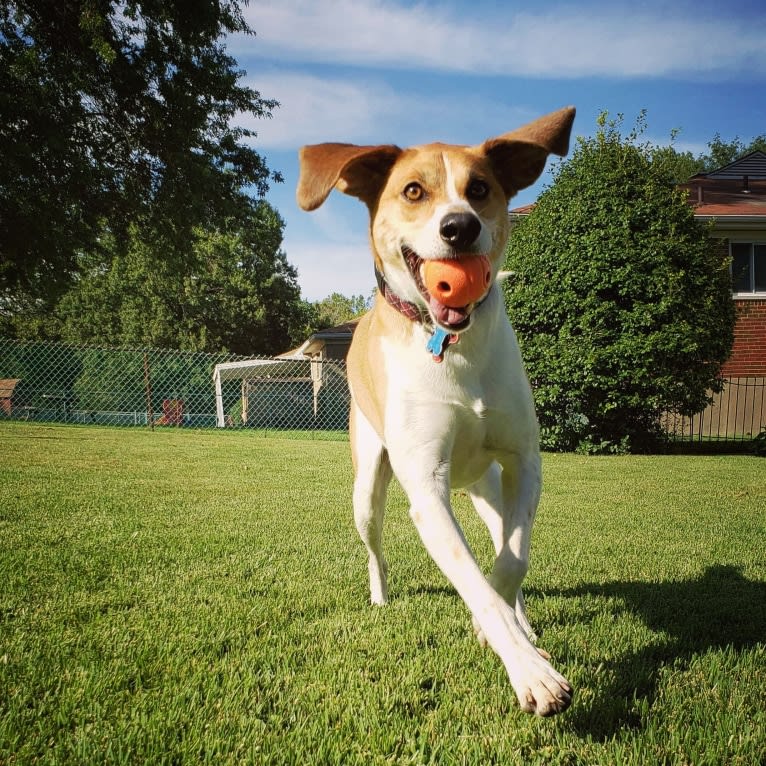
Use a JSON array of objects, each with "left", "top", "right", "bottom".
[{"left": 731, "top": 242, "right": 766, "bottom": 294}]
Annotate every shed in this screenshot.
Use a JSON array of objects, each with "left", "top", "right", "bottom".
[{"left": 0, "top": 379, "right": 21, "bottom": 416}]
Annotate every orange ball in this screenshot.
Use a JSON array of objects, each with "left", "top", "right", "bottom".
[{"left": 422, "top": 256, "right": 492, "bottom": 307}]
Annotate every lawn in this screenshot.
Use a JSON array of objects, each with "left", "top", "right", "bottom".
[{"left": 1, "top": 422, "right": 765, "bottom": 765}]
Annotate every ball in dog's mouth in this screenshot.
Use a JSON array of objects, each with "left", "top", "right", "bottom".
[
  {"left": 403, "top": 247, "right": 491, "bottom": 330},
  {"left": 423, "top": 255, "right": 491, "bottom": 307}
]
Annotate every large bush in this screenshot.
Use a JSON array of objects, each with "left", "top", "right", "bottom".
[{"left": 504, "top": 114, "right": 735, "bottom": 453}]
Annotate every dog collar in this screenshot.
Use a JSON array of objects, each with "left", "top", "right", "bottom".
[
  {"left": 374, "top": 267, "right": 459, "bottom": 362},
  {"left": 375, "top": 267, "right": 427, "bottom": 324}
]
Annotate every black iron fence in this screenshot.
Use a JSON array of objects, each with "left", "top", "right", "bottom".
[{"left": 662, "top": 376, "right": 765, "bottom": 449}]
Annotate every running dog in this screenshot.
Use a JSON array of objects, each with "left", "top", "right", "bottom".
[{"left": 297, "top": 106, "right": 576, "bottom": 716}]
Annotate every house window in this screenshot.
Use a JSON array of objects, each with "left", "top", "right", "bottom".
[{"left": 731, "top": 242, "right": 766, "bottom": 294}]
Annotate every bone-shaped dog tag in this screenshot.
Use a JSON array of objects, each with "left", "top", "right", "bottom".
[
  {"left": 426, "top": 327, "right": 458, "bottom": 362},
  {"left": 426, "top": 326, "right": 449, "bottom": 361}
]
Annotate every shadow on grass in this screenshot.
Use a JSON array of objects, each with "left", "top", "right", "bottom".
[
  {"left": 403, "top": 584, "right": 457, "bottom": 600},
  {"left": 539, "top": 565, "right": 766, "bottom": 738},
  {"left": 390, "top": 566, "right": 764, "bottom": 737}
]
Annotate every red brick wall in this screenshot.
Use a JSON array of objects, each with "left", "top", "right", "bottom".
[{"left": 722, "top": 299, "right": 766, "bottom": 376}]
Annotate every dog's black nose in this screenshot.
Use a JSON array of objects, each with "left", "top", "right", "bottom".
[{"left": 439, "top": 213, "right": 481, "bottom": 250}]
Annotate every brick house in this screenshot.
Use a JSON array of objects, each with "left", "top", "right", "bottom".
[{"left": 679, "top": 151, "right": 766, "bottom": 377}]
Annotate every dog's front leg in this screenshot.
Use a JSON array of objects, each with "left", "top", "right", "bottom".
[
  {"left": 468, "top": 454, "right": 542, "bottom": 645},
  {"left": 395, "top": 457, "right": 572, "bottom": 716}
]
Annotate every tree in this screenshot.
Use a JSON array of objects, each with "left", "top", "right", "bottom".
[
  {"left": 504, "top": 113, "right": 735, "bottom": 453},
  {"left": 650, "top": 143, "right": 705, "bottom": 183},
  {"left": 55, "top": 201, "right": 312, "bottom": 356},
  {"left": 312, "top": 292, "right": 371, "bottom": 330},
  {"left": 0, "top": 0, "right": 280, "bottom": 316}
]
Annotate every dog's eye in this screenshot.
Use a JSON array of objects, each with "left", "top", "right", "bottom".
[
  {"left": 467, "top": 179, "right": 489, "bottom": 200},
  {"left": 403, "top": 182, "right": 425, "bottom": 202}
]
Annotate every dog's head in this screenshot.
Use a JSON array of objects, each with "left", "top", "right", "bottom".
[{"left": 297, "top": 106, "right": 575, "bottom": 332}]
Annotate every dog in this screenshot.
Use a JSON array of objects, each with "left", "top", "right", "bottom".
[{"left": 297, "top": 106, "right": 576, "bottom": 716}]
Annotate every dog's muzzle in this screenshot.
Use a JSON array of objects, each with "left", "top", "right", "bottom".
[{"left": 402, "top": 246, "right": 491, "bottom": 331}]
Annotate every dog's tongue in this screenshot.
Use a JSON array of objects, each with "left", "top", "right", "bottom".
[{"left": 429, "top": 297, "right": 469, "bottom": 327}]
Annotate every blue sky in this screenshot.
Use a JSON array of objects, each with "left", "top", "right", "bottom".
[{"left": 227, "top": 0, "right": 766, "bottom": 301}]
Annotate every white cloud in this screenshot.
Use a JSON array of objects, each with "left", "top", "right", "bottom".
[
  {"left": 284, "top": 235, "right": 378, "bottom": 301},
  {"left": 239, "top": 0, "right": 766, "bottom": 79},
  {"left": 239, "top": 71, "right": 542, "bottom": 150},
  {"left": 238, "top": 73, "right": 397, "bottom": 149}
]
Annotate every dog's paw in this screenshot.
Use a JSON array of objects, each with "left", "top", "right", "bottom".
[
  {"left": 511, "top": 658, "right": 573, "bottom": 717},
  {"left": 369, "top": 582, "right": 388, "bottom": 606},
  {"left": 368, "top": 560, "right": 388, "bottom": 605}
]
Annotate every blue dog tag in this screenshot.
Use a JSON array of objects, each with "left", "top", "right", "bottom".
[{"left": 426, "top": 327, "right": 451, "bottom": 361}]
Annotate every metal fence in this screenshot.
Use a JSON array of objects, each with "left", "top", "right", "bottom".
[
  {"left": 662, "top": 376, "right": 766, "bottom": 447},
  {"left": 1, "top": 338, "right": 764, "bottom": 448},
  {"left": 0, "top": 338, "right": 351, "bottom": 432}
]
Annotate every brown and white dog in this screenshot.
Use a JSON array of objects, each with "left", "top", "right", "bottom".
[{"left": 297, "top": 107, "right": 576, "bottom": 716}]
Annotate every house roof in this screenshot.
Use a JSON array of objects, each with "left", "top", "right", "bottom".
[
  {"left": 311, "top": 319, "right": 360, "bottom": 340},
  {"left": 510, "top": 203, "right": 535, "bottom": 217},
  {"left": 680, "top": 177, "right": 766, "bottom": 217},
  {"left": 680, "top": 152, "right": 766, "bottom": 218},
  {"left": 278, "top": 318, "right": 361, "bottom": 360},
  {"left": 697, "top": 150, "right": 766, "bottom": 180}
]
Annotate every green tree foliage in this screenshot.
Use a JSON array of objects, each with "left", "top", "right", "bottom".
[
  {"left": 505, "top": 113, "right": 735, "bottom": 453},
  {"left": 53, "top": 201, "right": 312, "bottom": 355},
  {"left": 0, "top": 0, "right": 280, "bottom": 313},
  {"left": 311, "top": 292, "right": 371, "bottom": 330},
  {"left": 649, "top": 144, "right": 704, "bottom": 183}
]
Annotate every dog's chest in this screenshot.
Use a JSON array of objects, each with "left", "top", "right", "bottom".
[{"left": 379, "top": 331, "right": 531, "bottom": 483}]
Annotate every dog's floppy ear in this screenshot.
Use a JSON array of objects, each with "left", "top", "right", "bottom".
[
  {"left": 482, "top": 106, "right": 576, "bottom": 199},
  {"left": 297, "top": 143, "right": 402, "bottom": 211}
]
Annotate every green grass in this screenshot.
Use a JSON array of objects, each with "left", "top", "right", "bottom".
[{"left": 1, "top": 422, "right": 765, "bottom": 765}]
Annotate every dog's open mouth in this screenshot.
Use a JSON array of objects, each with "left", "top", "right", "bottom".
[{"left": 402, "top": 246, "right": 488, "bottom": 331}]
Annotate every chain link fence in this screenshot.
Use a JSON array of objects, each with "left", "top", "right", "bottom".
[{"left": 0, "top": 338, "right": 351, "bottom": 433}]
